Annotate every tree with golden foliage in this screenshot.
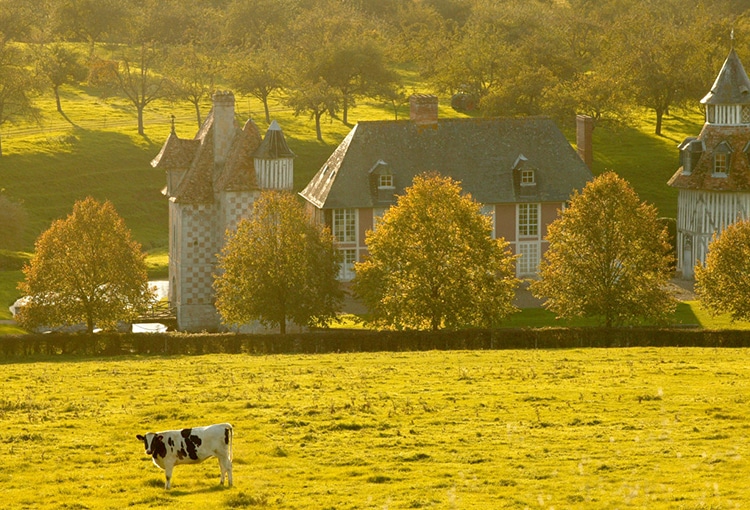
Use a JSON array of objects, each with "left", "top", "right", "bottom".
[
  {"left": 17, "top": 197, "right": 152, "bottom": 333},
  {"left": 531, "top": 172, "right": 676, "bottom": 327},
  {"left": 695, "top": 219, "right": 750, "bottom": 322},
  {"left": 353, "top": 173, "right": 519, "bottom": 331},
  {"left": 214, "top": 191, "right": 342, "bottom": 334}
]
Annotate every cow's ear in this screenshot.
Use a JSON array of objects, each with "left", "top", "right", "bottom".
[
  {"left": 136, "top": 434, "right": 144, "bottom": 441},
  {"left": 157, "top": 435, "right": 163, "bottom": 441}
]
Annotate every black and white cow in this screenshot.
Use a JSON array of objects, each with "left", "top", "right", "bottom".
[{"left": 136, "top": 423, "right": 233, "bottom": 489}]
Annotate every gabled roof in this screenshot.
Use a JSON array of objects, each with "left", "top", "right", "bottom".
[
  {"left": 153, "top": 109, "right": 264, "bottom": 204},
  {"left": 299, "top": 117, "right": 592, "bottom": 209},
  {"left": 254, "top": 120, "right": 295, "bottom": 159},
  {"left": 701, "top": 48, "right": 750, "bottom": 105}
]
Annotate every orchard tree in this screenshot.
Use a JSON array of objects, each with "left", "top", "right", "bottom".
[
  {"left": 228, "top": 42, "right": 285, "bottom": 124},
  {"left": 531, "top": 172, "right": 676, "bottom": 327},
  {"left": 33, "top": 43, "right": 87, "bottom": 118},
  {"left": 214, "top": 191, "right": 343, "bottom": 334},
  {"left": 353, "top": 173, "right": 519, "bottom": 331},
  {"left": 17, "top": 197, "right": 153, "bottom": 334},
  {"left": 695, "top": 220, "right": 750, "bottom": 322},
  {"left": 0, "top": 38, "right": 37, "bottom": 157}
]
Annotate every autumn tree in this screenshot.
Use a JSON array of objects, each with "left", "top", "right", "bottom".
[
  {"left": 17, "top": 197, "right": 152, "bottom": 334},
  {"left": 0, "top": 38, "right": 37, "bottom": 157},
  {"left": 531, "top": 172, "right": 676, "bottom": 327},
  {"left": 227, "top": 42, "right": 286, "bottom": 124},
  {"left": 33, "top": 43, "right": 87, "bottom": 118},
  {"left": 165, "top": 44, "right": 220, "bottom": 128},
  {"left": 695, "top": 220, "right": 750, "bottom": 322},
  {"left": 214, "top": 191, "right": 343, "bottom": 334},
  {"left": 114, "top": 41, "right": 170, "bottom": 136},
  {"left": 353, "top": 173, "right": 519, "bottom": 331}
]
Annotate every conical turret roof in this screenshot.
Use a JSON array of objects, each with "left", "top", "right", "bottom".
[
  {"left": 254, "top": 120, "right": 296, "bottom": 159},
  {"left": 701, "top": 48, "right": 750, "bottom": 105}
]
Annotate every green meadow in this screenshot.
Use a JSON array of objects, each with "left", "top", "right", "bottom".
[{"left": 1, "top": 349, "right": 748, "bottom": 509}]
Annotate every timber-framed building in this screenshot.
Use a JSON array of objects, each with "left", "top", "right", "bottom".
[{"left": 668, "top": 48, "right": 750, "bottom": 277}]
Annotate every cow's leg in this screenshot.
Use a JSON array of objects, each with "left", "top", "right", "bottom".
[
  {"left": 218, "top": 456, "right": 232, "bottom": 487},
  {"left": 164, "top": 462, "right": 175, "bottom": 490}
]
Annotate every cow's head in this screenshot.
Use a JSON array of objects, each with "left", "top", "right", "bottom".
[{"left": 136, "top": 433, "right": 164, "bottom": 457}]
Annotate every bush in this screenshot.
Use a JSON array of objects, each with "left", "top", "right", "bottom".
[{"left": 1, "top": 327, "right": 749, "bottom": 359}]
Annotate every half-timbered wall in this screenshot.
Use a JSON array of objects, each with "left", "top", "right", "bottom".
[{"left": 676, "top": 189, "right": 750, "bottom": 276}]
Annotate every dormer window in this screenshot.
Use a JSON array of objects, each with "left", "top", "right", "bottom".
[
  {"left": 713, "top": 141, "right": 732, "bottom": 177},
  {"left": 679, "top": 137, "right": 704, "bottom": 176},
  {"left": 513, "top": 153, "right": 537, "bottom": 189},
  {"left": 369, "top": 160, "right": 395, "bottom": 203},
  {"left": 521, "top": 168, "right": 535, "bottom": 186},
  {"left": 378, "top": 173, "right": 393, "bottom": 189}
]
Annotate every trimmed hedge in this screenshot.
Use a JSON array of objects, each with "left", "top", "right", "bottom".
[{"left": 1, "top": 327, "right": 750, "bottom": 358}]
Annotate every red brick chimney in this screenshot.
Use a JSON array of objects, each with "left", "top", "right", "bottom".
[
  {"left": 576, "top": 115, "right": 594, "bottom": 169},
  {"left": 410, "top": 94, "right": 439, "bottom": 126}
]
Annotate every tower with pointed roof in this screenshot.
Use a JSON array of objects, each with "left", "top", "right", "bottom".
[
  {"left": 152, "top": 91, "right": 295, "bottom": 331},
  {"left": 668, "top": 47, "right": 750, "bottom": 278}
]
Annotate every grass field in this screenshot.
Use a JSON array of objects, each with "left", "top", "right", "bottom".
[{"left": 1, "top": 349, "right": 747, "bottom": 509}]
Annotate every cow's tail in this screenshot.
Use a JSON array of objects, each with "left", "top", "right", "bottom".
[{"left": 226, "top": 424, "right": 234, "bottom": 462}]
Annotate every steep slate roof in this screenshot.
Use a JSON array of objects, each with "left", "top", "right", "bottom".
[
  {"left": 254, "top": 119, "right": 295, "bottom": 159},
  {"left": 667, "top": 124, "right": 750, "bottom": 191},
  {"left": 701, "top": 48, "right": 750, "bottom": 105},
  {"left": 152, "top": 109, "right": 263, "bottom": 203},
  {"left": 300, "top": 117, "right": 592, "bottom": 209}
]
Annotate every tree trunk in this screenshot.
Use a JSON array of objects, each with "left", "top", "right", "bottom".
[
  {"left": 263, "top": 98, "right": 271, "bottom": 124},
  {"left": 137, "top": 105, "right": 145, "bottom": 135},
  {"left": 654, "top": 108, "right": 664, "bottom": 136},
  {"left": 315, "top": 110, "right": 323, "bottom": 142},
  {"left": 342, "top": 95, "right": 349, "bottom": 126},
  {"left": 54, "top": 86, "right": 62, "bottom": 114},
  {"left": 194, "top": 101, "right": 202, "bottom": 128}
]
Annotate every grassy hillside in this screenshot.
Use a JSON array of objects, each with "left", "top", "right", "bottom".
[
  {"left": 1, "top": 349, "right": 747, "bottom": 508},
  {"left": 0, "top": 76, "right": 705, "bottom": 324}
]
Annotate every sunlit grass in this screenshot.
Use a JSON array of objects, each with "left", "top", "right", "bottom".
[{"left": 0, "top": 349, "right": 747, "bottom": 508}]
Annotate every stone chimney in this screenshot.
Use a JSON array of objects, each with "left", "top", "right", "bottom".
[
  {"left": 212, "top": 91, "right": 237, "bottom": 166},
  {"left": 410, "top": 94, "right": 439, "bottom": 127},
  {"left": 576, "top": 115, "right": 594, "bottom": 169}
]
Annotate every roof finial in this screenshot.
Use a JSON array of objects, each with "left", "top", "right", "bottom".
[
  {"left": 731, "top": 27, "right": 735, "bottom": 49},
  {"left": 170, "top": 114, "right": 176, "bottom": 134}
]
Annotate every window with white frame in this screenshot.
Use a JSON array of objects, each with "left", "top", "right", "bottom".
[
  {"left": 480, "top": 204, "right": 496, "bottom": 237},
  {"left": 339, "top": 249, "right": 357, "bottom": 281},
  {"left": 378, "top": 173, "right": 393, "bottom": 188},
  {"left": 521, "top": 169, "right": 535, "bottom": 186},
  {"left": 333, "top": 209, "right": 356, "bottom": 243},
  {"left": 373, "top": 208, "right": 388, "bottom": 231},
  {"left": 714, "top": 151, "right": 729, "bottom": 176},
  {"left": 518, "top": 203, "right": 539, "bottom": 238},
  {"left": 517, "top": 242, "right": 540, "bottom": 275}
]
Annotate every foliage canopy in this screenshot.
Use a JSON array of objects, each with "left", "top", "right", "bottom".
[
  {"left": 695, "top": 219, "right": 750, "bottom": 322},
  {"left": 531, "top": 172, "right": 676, "bottom": 327},
  {"left": 214, "top": 190, "right": 343, "bottom": 334},
  {"left": 17, "top": 197, "right": 152, "bottom": 333},
  {"left": 353, "top": 173, "right": 519, "bottom": 331}
]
